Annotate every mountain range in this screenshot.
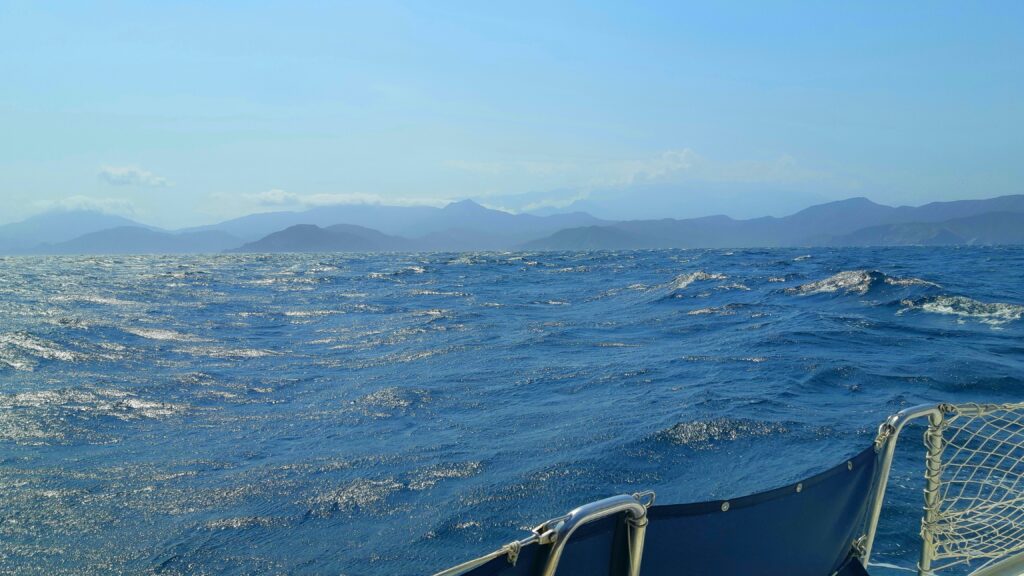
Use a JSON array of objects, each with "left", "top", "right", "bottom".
[
  {"left": 523, "top": 196, "right": 1024, "bottom": 249},
  {"left": 1, "top": 195, "right": 1023, "bottom": 255}
]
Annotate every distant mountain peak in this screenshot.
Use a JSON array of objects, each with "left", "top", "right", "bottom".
[
  {"left": 0, "top": 209, "right": 152, "bottom": 248},
  {"left": 838, "top": 196, "right": 878, "bottom": 205},
  {"left": 443, "top": 199, "right": 489, "bottom": 212}
]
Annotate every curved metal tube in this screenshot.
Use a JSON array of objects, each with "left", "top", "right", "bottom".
[
  {"left": 862, "top": 403, "right": 945, "bottom": 566},
  {"left": 539, "top": 494, "right": 649, "bottom": 576},
  {"left": 431, "top": 492, "right": 652, "bottom": 576}
]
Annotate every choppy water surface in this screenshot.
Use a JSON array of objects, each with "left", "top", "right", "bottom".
[{"left": 2, "top": 248, "right": 1023, "bottom": 575}]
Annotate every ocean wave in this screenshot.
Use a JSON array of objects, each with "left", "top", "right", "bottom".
[
  {"left": 125, "top": 327, "right": 200, "bottom": 341},
  {"left": 175, "top": 346, "right": 279, "bottom": 358},
  {"left": 687, "top": 304, "right": 745, "bottom": 316},
  {"left": 669, "top": 271, "right": 728, "bottom": 291},
  {"left": 0, "top": 332, "right": 84, "bottom": 370},
  {"left": 283, "top": 310, "right": 338, "bottom": 318},
  {"left": 51, "top": 294, "right": 140, "bottom": 307},
  {"left": 352, "top": 386, "right": 431, "bottom": 417},
  {"left": 407, "top": 461, "right": 482, "bottom": 491},
  {"left": 899, "top": 295, "right": 1024, "bottom": 326},
  {"left": 640, "top": 271, "right": 730, "bottom": 301},
  {"left": 307, "top": 478, "right": 403, "bottom": 517},
  {"left": 368, "top": 266, "right": 427, "bottom": 280},
  {"left": 0, "top": 388, "right": 185, "bottom": 444},
  {"left": 787, "top": 270, "right": 939, "bottom": 296},
  {"left": 204, "top": 516, "right": 278, "bottom": 530},
  {"left": 410, "top": 289, "right": 470, "bottom": 297},
  {"left": 657, "top": 418, "right": 788, "bottom": 449}
]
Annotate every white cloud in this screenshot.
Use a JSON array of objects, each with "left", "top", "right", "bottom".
[
  {"left": 450, "top": 148, "right": 851, "bottom": 197},
  {"left": 241, "top": 190, "right": 451, "bottom": 208},
  {"left": 244, "top": 189, "right": 301, "bottom": 205},
  {"left": 444, "top": 148, "right": 705, "bottom": 192},
  {"left": 516, "top": 191, "right": 591, "bottom": 214},
  {"left": 98, "top": 166, "right": 171, "bottom": 187},
  {"left": 33, "top": 195, "right": 137, "bottom": 215},
  {"left": 612, "top": 148, "right": 700, "bottom": 186}
]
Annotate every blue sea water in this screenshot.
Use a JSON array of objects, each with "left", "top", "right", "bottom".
[{"left": 2, "top": 247, "right": 1023, "bottom": 575}]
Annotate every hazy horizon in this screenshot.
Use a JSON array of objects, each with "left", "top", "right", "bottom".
[{"left": 5, "top": 192, "right": 1024, "bottom": 232}]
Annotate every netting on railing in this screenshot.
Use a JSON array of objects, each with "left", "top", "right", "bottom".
[{"left": 923, "top": 403, "right": 1024, "bottom": 573}]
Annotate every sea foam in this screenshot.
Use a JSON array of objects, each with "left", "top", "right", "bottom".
[
  {"left": 900, "top": 295, "right": 1024, "bottom": 327},
  {"left": 788, "top": 270, "right": 939, "bottom": 296}
]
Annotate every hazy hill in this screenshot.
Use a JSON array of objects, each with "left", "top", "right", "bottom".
[
  {"left": 185, "top": 200, "right": 607, "bottom": 246},
  {"left": 823, "top": 212, "right": 1024, "bottom": 246},
  {"left": 229, "top": 224, "right": 413, "bottom": 253},
  {"left": 39, "top": 227, "right": 241, "bottom": 254},
  {"left": 522, "top": 226, "right": 653, "bottom": 250},
  {"left": 184, "top": 205, "right": 439, "bottom": 241},
  {"left": 0, "top": 210, "right": 150, "bottom": 252},
  {"left": 6, "top": 195, "right": 1024, "bottom": 254},
  {"left": 524, "top": 195, "right": 1024, "bottom": 250}
]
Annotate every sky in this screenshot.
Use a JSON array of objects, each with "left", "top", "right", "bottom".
[{"left": 1, "top": 1, "right": 1022, "bottom": 228}]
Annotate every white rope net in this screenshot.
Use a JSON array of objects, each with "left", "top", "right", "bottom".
[{"left": 924, "top": 402, "right": 1024, "bottom": 573}]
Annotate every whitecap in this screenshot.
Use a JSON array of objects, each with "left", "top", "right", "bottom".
[
  {"left": 176, "top": 346, "right": 279, "bottom": 358},
  {"left": 205, "top": 516, "right": 277, "bottom": 530},
  {"left": 900, "top": 295, "right": 1024, "bottom": 327},
  {"left": 51, "top": 294, "right": 139, "bottom": 307},
  {"left": 0, "top": 332, "right": 83, "bottom": 364},
  {"left": 687, "top": 307, "right": 730, "bottom": 316},
  {"left": 283, "top": 310, "right": 336, "bottom": 317},
  {"left": 124, "top": 327, "right": 198, "bottom": 341},
  {"left": 788, "top": 270, "right": 876, "bottom": 295},
  {"left": 669, "top": 271, "right": 728, "bottom": 291},
  {"left": 411, "top": 289, "right": 470, "bottom": 297},
  {"left": 788, "top": 270, "right": 939, "bottom": 296}
]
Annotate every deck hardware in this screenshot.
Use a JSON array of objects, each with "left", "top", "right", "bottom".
[
  {"left": 851, "top": 535, "right": 867, "bottom": 559},
  {"left": 796, "top": 483, "right": 803, "bottom": 493},
  {"left": 505, "top": 541, "right": 521, "bottom": 566},
  {"left": 721, "top": 501, "right": 730, "bottom": 512},
  {"left": 847, "top": 460, "right": 853, "bottom": 471},
  {"left": 633, "top": 490, "right": 656, "bottom": 508},
  {"left": 538, "top": 493, "right": 650, "bottom": 576}
]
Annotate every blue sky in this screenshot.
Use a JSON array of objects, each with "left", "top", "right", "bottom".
[{"left": 1, "top": 1, "right": 1021, "bottom": 227}]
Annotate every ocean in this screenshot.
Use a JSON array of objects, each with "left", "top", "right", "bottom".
[{"left": 2, "top": 247, "right": 1023, "bottom": 575}]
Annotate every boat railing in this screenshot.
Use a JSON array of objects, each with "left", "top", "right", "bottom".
[
  {"left": 432, "top": 401, "right": 1024, "bottom": 576},
  {"left": 867, "top": 402, "right": 1024, "bottom": 576}
]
